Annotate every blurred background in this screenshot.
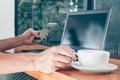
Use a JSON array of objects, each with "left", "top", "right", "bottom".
[{"left": 15, "top": 0, "right": 120, "bottom": 56}]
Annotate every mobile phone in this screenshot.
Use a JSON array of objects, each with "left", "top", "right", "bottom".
[{"left": 34, "top": 23, "right": 57, "bottom": 42}]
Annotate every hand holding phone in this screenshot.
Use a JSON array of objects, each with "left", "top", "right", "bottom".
[{"left": 33, "top": 23, "right": 57, "bottom": 42}]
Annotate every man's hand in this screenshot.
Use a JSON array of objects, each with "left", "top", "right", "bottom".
[
  {"left": 22, "top": 28, "right": 40, "bottom": 45},
  {"left": 0, "top": 28, "right": 41, "bottom": 51},
  {"left": 33, "top": 46, "right": 76, "bottom": 74}
]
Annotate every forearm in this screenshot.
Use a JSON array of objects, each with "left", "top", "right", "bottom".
[
  {"left": 0, "top": 52, "right": 36, "bottom": 74},
  {"left": 0, "top": 35, "right": 25, "bottom": 51}
]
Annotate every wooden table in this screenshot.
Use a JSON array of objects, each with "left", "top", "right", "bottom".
[
  {"left": 16, "top": 45, "right": 120, "bottom": 80},
  {"left": 25, "top": 58, "right": 120, "bottom": 80}
]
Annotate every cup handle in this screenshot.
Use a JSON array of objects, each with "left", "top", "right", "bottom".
[
  {"left": 71, "top": 52, "right": 79, "bottom": 64},
  {"left": 74, "top": 52, "right": 78, "bottom": 61}
]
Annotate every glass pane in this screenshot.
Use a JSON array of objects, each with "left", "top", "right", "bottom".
[{"left": 16, "top": 0, "right": 87, "bottom": 45}]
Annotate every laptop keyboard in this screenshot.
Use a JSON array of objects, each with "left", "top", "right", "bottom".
[{"left": 0, "top": 72, "right": 37, "bottom": 80}]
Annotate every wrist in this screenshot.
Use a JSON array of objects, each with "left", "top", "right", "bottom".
[
  {"left": 32, "top": 52, "right": 45, "bottom": 71},
  {"left": 23, "top": 53, "right": 38, "bottom": 71},
  {"left": 19, "top": 34, "right": 27, "bottom": 45},
  {"left": 15, "top": 35, "right": 26, "bottom": 46}
]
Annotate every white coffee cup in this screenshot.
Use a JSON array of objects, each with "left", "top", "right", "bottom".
[{"left": 76, "top": 50, "right": 110, "bottom": 68}]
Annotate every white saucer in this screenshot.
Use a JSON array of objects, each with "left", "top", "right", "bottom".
[{"left": 71, "top": 61, "right": 118, "bottom": 73}]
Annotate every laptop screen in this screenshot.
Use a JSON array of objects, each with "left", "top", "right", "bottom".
[{"left": 61, "top": 9, "right": 111, "bottom": 51}]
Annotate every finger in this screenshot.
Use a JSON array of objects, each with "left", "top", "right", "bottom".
[
  {"left": 57, "top": 46, "right": 75, "bottom": 56},
  {"left": 54, "top": 53, "right": 72, "bottom": 63},
  {"left": 34, "top": 30, "right": 40, "bottom": 37},
  {"left": 30, "top": 29, "right": 40, "bottom": 37},
  {"left": 31, "top": 37, "right": 40, "bottom": 44},
  {"left": 57, "top": 63, "right": 71, "bottom": 70},
  {"left": 56, "top": 46, "right": 76, "bottom": 61},
  {"left": 36, "top": 30, "right": 41, "bottom": 37},
  {"left": 32, "top": 40, "right": 40, "bottom": 44},
  {"left": 63, "top": 47, "right": 76, "bottom": 61},
  {"left": 54, "top": 61, "right": 71, "bottom": 70},
  {"left": 53, "top": 66, "right": 60, "bottom": 71},
  {"left": 43, "top": 36, "right": 48, "bottom": 40}
]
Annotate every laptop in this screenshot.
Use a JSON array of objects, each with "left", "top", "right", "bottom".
[
  {"left": 60, "top": 9, "right": 111, "bottom": 51},
  {"left": 0, "top": 72, "right": 36, "bottom": 80}
]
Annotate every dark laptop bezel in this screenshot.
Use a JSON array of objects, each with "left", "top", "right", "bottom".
[{"left": 60, "top": 9, "right": 112, "bottom": 51}]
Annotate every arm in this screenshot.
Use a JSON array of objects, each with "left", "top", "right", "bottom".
[
  {"left": 0, "top": 46, "right": 76, "bottom": 74},
  {"left": 0, "top": 35, "right": 26, "bottom": 51},
  {"left": 0, "top": 52, "right": 36, "bottom": 74},
  {"left": 0, "top": 28, "right": 40, "bottom": 51}
]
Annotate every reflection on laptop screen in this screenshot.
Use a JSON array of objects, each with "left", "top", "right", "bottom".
[{"left": 61, "top": 9, "right": 111, "bottom": 51}]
